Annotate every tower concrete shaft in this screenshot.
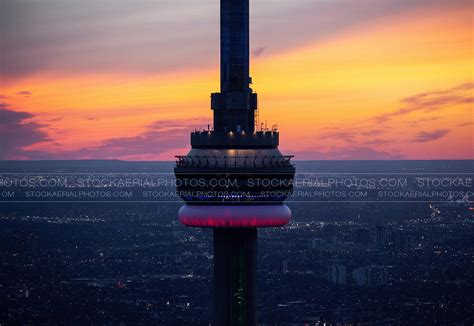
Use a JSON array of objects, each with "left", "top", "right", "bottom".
[
  {"left": 221, "top": 0, "right": 249, "bottom": 94},
  {"left": 213, "top": 228, "right": 257, "bottom": 326},
  {"left": 212, "top": 0, "right": 257, "bottom": 133}
]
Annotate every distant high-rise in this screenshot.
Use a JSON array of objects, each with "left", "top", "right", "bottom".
[
  {"left": 376, "top": 226, "right": 387, "bottom": 249},
  {"left": 282, "top": 259, "right": 289, "bottom": 274},
  {"left": 355, "top": 228, "right": 370, "bottom": 247},
  {"left": 309, "top": 238, "right": 322, "bottom": 251},
  {"left": 174, "top": 0, "right": 295, "bottom": 324},
  {"left": 353, "top": 266, "right": 387, "bottom": 287},
  {"left": 328, "top": 265, "right": 347, "bottom": 285},
  {"left": 322, "top": 224, "right": 338, "bottom": 243},
  {"left": 392, "top": 229, "right": 406, "bottom": 251},
  {"left": 352, "top": 267, "right": 366, "bottom": 286}
]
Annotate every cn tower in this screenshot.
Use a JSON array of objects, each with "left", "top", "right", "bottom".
[{"left": 174, "top": 0, "right": 295, "bottom": 324}]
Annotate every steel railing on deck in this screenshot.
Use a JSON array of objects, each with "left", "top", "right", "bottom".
[{"left": 175, "top": 155, "right": 294, "bottom": 168}]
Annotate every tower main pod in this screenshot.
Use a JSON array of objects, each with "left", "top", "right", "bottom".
[{"left": 174, "top": 0, "right": 295, "bottom": 324}]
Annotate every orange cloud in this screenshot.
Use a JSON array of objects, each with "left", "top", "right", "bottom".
[{"left": 1, "top": 4, "right": 472, "bottom": 159}]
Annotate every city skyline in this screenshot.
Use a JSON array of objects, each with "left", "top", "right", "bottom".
[{"left": 1, "top": 0, "right": 472, "bottom": 160}]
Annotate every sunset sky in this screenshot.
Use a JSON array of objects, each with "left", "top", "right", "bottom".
[{"left": 0, "top": 0, "right": 472, "bottom": 160}]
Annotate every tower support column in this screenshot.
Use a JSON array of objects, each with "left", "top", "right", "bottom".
[{"left": 213, "top": 228, "right": 257, "bottom": 326}]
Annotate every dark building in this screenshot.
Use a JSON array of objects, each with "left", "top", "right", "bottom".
[
  {"left": 322, "top": 224, "right": 338, "bottom": 242},
  {"left": 328, "top": 265, "right": 347, "bottom": 285},
  {"left": 309, "top": 238, "right": 322, "bottom": 251},
  {"left": 376, "top": 225, "right": 387, "bottom": 249},
  {"left": 353, "top": 266, "right": 387, "bottom": 287},
  {"left": 174, "top": 0, "right": 295, "bottom": 325},
  {"left": 391, "top": 229, "right": 407, "bottom": 251},
  {"left": 355, "top": 228, "right": 370, "bottom": 247}
]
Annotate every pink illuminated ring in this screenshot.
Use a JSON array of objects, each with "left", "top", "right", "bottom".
[{"left": 178, "top": 204, "right": 291, "bottom": 228}]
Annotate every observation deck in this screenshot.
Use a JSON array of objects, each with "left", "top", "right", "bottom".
[
  {"left": 174, "top": 153, "right": 295, "bottom": 205},
  {"left": 190, "top": 130, "right": 278, "bottom": 149},
  {"left": 175, "top": 155, "right": 293, "bottom": 168}
]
